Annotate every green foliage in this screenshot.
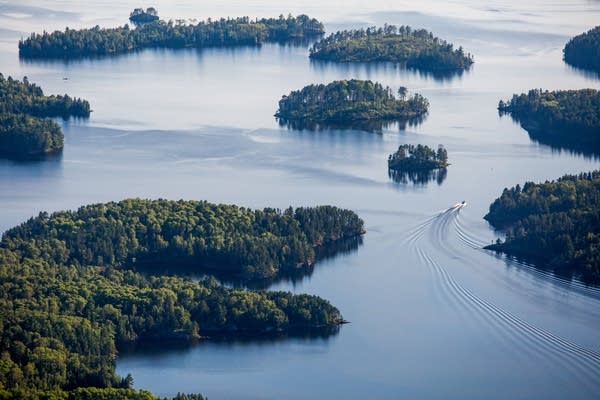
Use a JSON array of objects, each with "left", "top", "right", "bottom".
[
  {"left": 129, "top": 8, "right": 159, "bottom": 24},
  {"left": 484, "top": 171, "right": 600, "bottom": 284},
  {"left": 498, "top": 89, "right": 600, "bottom": 153},
  {"left": 388, "top": 144, "right": 448, "bottom": 172},
  {"left": 0, "top": 73, "right": 90, "bottom": 158},
  {"left": 0, "top": 114, "right": 63, "bottom": 157},
  {"left": 0, "top": 201, "right": 353, "bottom": 394},
  {"left": 276, "top": 79, "right": 429, "bottom": 128},
  {"left": 0, "top": 199, "right": 360, "bottom": 395},
  {"left": 2, "top": 199, "right": 364, "bottom": 281},
  {"left": 0, "top": 74, "right": 90, "bottom": 119},
  {"left": 0, "top": 386, "right": 204, "bottom": 400},
  {"left": 309, "top": 25, "right": 473, "bottom": 70},
  {"left": 563, "top": 26, "right": 600, "bottom": 73},
  {"left": 19, "top": 15, "right": 324, "bottom": 59}
]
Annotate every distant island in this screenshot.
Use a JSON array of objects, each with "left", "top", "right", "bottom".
[
  {"left": 563, "top": 26, "right": 600, "bottom": 73},
  {"left": 484, "top": 171, "right": 600, "bottom": 284},
  {"left": 0, "top": 199, "right": 354, "bottom": 399},
  {"left": 388, "top": 144, "right": 448, "bottom": 171},
  {"left": 309, "top": 26, "right": 474, "bottom": 71},
  {"left": 129, "top": 7, "right": 159, "bottom": 24},
  {"left": 18, "top": 14, "right": 324, "bottom": 59},
  {"left": 0, "top": 73, "right": 90, "bottom": 158},
  {"left": 498, "top": 89, "right": 600, "bottom": 154},
  {"left": 387, "top": 144, "right": 448, "bottom": 185},
  {"left": 276, "top": 79, "right": 429, "bottom": 131}
]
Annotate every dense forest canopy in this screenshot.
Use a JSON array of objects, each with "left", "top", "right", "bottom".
[
  {"left": 0, "top": 199, "right": 354, "bottom": 398},
  {"left": 18, "top": 14, "right": 324, "bottom": 59},
  {"left": 498, "top": 89, "right": 600, "bottom": 153},
  {"left": 309, "top": 25, "right": 474, "bottom": 71},
  {"left": 0, "top": 74, "right": 90, "bottom": 118},
  {"left": 563, "top": 26, "right": 600, "bottom": 73},
  {"left": 484, "top": 171, "right": 600, "bottom": 284},
  {"left": 276, "top": 80, "right": 429, "bottom": 129},
  {"left": 129, "top": 7, "right": 159, "bottom": 24},
  {"left": 0, "top": 113, "right": 63, "bottom": 157},
  {"left": 0, "top": 74, "right": 90, "bottom": 158},
  {"left": 388, "top": 144, "right": 448, "bottom": 172},
  {"left": 2, "top": 199, "right": 364, "bottom": 281}
]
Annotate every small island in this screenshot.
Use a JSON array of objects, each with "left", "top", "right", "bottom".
[
  {"left": 484, "top": 171, "right": 600, "bottom": 284},
  {"left": 563, "top": 26, "right": 600, "bottom": 73},
  {"left": 0, "top": 199, "right": 359, "bottom": 398},
  {"left": 0, "top": 73, "right": 90, "bottom": 158},
  {"left": 309, "top": 25, "right": 474, "bottom": 71},
  {"left": 498, "top": 89, "right": 600, "bottom": 154},
  {"left": 387, "top": 144, "right": 448, "bottom": 185},
  {"left": 388, "top": 144, "right": 448, "bottom": 171},
  {"left": 276, "top": 80, "right": 429, "bottom": 131},
  {"left": 129, "top": 7, "right": 159, "bottom": 24},
  {"left": 18, "top": 14, "right": 324, "bottom": 59}
]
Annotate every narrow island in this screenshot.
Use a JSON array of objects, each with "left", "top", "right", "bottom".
[
  {"left": 0, "top": 73, "right": 90, "bottom": 159},
  {"left": 129, "top": 7, "right": 159, "bottom": 24},
  {"left": 387, "top": 144, "right": 449, "bottom": 185},
  {"left": 498, "top": 89, "right": 600, "bottom": 154},
  {"left": 275, "top": 79, "right": 429, "bottom": 131},
  {"left": 18, "top": 12, "right": 324, "bottom": 59},
  {"left": 563, "top": 26, "right": 600, "bottom": 74},
  {"left": 0, "top": 199, "right": 362, "bottom": 399},
  {"left": 484, "top": 171, "right": 600, "bottom": 284},
  {"left": 309, "top": 25, "right": 474, "bottom": 72}
]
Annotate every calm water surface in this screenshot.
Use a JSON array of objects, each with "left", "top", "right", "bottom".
[{"left": 1, "top": 1, "right": 600, "bottom": 399}]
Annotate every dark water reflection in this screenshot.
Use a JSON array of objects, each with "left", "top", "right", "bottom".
[
  {"left": 119, "top": 324, "right": 340, "bottom": 360},
  {"left": 500, "top": 112, "right": 600, "bottom": 159},
  {"left": 388, "top": 167, "right": 447, "bottom": 185},
  {"left": 0, "top": 150, "right": 64, "bottom": 163},
  {"left": 277, "top": 113, "right": 426, "bottom": 133},
  {"left": 564, "top": 63, "right": 600, "bottom": 81},
  {"left": 310, "top": 58, "right": 469, "bottom": 82}
]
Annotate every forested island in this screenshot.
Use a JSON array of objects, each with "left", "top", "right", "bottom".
[
  {"left": 276, "top": 80, "right": 429, "bottom": 131},
  {"left": 309, "top": 26, "right": 474, "bottom": 71},
  {"left": 0, "top": 74, "right": 90, "bottom": 158},
  {"left": 3, "top": 199, "right": 365, "bottom": 281},
  {"left": 387, "top": 144, "right": 448, "bottom": 185},
  {"left": 0, "top": 199, "right": 360, "bottom": 398},
  {"left": 388, "top": 144, "right": 448, "bottom": 171},
  {"left": 18, "top": 14, "right": 324, "bottom": 59},
  {"left": 484, "top": 172, "right": 600, "bottom": 284},
  {"left": 563, "top": 26, "right": 600, "bottom": 73},
  {"left": 129, "top": 7, "right": 159, "bottom": 24},
  {"left": 498, "top": 89, "right": 600, "bottom": 154}
]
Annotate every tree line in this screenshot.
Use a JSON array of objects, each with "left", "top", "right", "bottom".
[
  {"left": 563, "top": 25, "right": 600, "bottom": 73},
  {"left": 0, "top": 74, "right": 90, "bottom": 158},
  {"left": 276, "top": 79, "right": 429, "bottom": 129},
  {"left": 498, "top": 89, "right": 600, "bottom": 153},
  {"left": 3, "top": 199, "right": 365, "bottom": 281},
  {"left": 18, "top": 14, "right": 324, "bottom": 59},
  {"left": 484, "top": 171, "right": 600, "bottom": 284},
  {"left": 309, "top": 25, "right": 474, "bottom": 71},
  {"left": 129, "top": 7, "right": 159, "bottom": 24},
  {"left": 388, "top": 144, "right": 448, "bottom": 172},
  {"left": 0, "top": 199, "right": 360, "bottom": 398}
]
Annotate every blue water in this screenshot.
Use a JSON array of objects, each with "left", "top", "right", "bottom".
[{"left": 1, "top": 1, "right": 599, "bottom": 399}]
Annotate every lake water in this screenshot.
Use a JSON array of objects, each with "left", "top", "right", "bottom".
[{"left": 1, "top": 1, "right": 600, "bottom": 399}]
